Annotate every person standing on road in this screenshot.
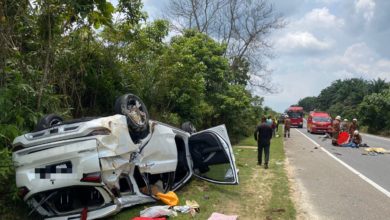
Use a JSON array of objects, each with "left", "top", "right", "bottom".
[
  {"left": 349, "top": 118, "right": 359, "bottom": 136},
  {"left": 254, "top": 117, "right": 273, "bottom": 169},
  {"left": 331, "top": 115, "right": 341, "bottom": 146},
  {"left": 271, "top": 118, "right": 277, "bottom": 137},
  {"left": 284, "top": 115, "right": 291, "bottom": 138}
]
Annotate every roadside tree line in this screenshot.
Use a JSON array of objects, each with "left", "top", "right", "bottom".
[
  {"left": 298, "top": 78, "right": 390, "bottom": 134},
  {"left": 0, "top": 0, "right": 281, "bottom": 212}
]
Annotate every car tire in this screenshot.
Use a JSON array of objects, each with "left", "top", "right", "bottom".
[
  {"left": 115, "top": 93, "right": 150, "bottom": 133},
  {"left": 35, "top": 114, "right": 63, "bottom": 131},
  {"left": 181, "top": 121, "right": 196, "bottom": 134}
]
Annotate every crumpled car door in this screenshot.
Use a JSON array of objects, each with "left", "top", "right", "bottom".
[{"left": 137, "top": 123, "right": 178, "bottom": 175}]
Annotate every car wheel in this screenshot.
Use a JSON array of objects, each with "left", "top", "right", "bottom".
[
  {"left": 35, "top": 114, "right": 63, "bottom": 131},
  {"left": 115, "top": 93, "right": 149, "bottom": 133},
  {"left": 181, "top": 121, "right": 196, "bottom": 134}
]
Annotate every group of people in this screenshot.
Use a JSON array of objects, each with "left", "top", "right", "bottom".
[
  {"left": 254, "top": 114, "right": 363, "bottom": 169},
  {"left": 330, "top": 116, "right": 362, "bottom": 147}
]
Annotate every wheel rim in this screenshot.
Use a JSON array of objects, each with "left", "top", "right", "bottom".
[
  {"left": 49, "top": 119, "right": 62, "bottom": 127},
  {"left": 125, "top": 98, "right": 147, "bottom": 126}
]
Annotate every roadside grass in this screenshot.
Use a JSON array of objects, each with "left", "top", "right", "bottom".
[{"left": 110, "top": 127, "right": 296, "bottom": 220}]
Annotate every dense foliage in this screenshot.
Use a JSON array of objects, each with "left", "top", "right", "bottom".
[
  {"left": 0, "top": 0, "right": 271, "bottom": 215},
  {"left": 358, "top": 89, "right": 390, "bottom": 133},
  {"left": 298, "top": 78, "right": 390, "bottom": 134}
]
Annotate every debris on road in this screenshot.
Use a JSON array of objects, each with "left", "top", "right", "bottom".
[
  {"left": 362, "top": 152, "right": 378, "bottom": 156},
  {"left": 364, "top": 148, "right": 390, "bottom": 154}
]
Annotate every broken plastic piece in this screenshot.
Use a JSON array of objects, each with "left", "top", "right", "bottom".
[
  {"left": 186, "top": 200, "right": 200, "bottom": 216},
  {"left": 140, "top": 206, "right": 177, "bottom": 218},
  {"left": 173, "top": 205, "right": 191, "bottom": 213}
]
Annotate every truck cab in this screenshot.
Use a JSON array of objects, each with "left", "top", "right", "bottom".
[{"left": 286, "top": 106, "right": 304, "bottom": 128}]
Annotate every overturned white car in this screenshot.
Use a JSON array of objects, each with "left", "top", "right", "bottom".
[{"left": 12, "top": 94, "right": 239, "bottom": 219}]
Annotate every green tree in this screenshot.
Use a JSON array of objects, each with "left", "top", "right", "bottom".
[
  {"left": 358, "top": 89, "right": 390, "bottom": 133},
  {"left": 316, "top": 78, "right": 369, "bottom": 119},
  {"left": 368, "top": 78, "right": 390, "bottom": 94},
  {"left": 298, "top": 96, "right": 318, "bottom": 112}
]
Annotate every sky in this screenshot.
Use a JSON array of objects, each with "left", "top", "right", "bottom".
[{"left": 141, "top": 0, "right": 390, "bottom": 112}]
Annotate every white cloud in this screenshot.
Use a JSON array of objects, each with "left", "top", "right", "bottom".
[
  {"left": 318, "top": 0, "right": 337, "bottom": 3},
  {"left": 355, "top": 0, "right": 376, "bottom": 22},
  {"left": 299, "top": 7, "right": 345, "bottom": 29},
  {"left": 309, "top": 42, "right": 390, "bottom": 80},
  {"left": 275, "top": 32, "right": 331, "bottom": 53}
]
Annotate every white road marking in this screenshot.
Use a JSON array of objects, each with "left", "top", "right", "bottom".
[
  {"left": 295, "top": 128, "right": 390, "bottom": 198},
  {"left": 362, "top": 133, "right": 390, "bottom": 142}
]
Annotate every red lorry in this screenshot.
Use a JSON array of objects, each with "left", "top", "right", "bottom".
[{"left": 286, "top": 106, "right": 304, "bottom": 128}]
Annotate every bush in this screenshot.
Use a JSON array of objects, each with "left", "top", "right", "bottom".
[{"left": 358, "top": 89, "right": 390, "bottom": 133}]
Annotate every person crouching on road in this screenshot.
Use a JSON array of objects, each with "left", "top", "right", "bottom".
[
  {"left": 254, "top": 116, "right": 273, "bottom": 169},
  {"left": 284, "top": 115, "right": 291, "bottom": 138},
  {"left": 342, "top": 130, "right": 362, "bottom": 148},
  {"left": 331, "top": 115, "right": 341, "bottom": 146}
]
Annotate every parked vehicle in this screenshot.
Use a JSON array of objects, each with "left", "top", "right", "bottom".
[
  {"left": 307, "top": 111, "right": 332, "bottom": 134},
  {"left": 286, "top": 106, "right": 304, "bottom": 128},
  {"left": 12, "top": 93, "right": 239, "bottom": 219}
]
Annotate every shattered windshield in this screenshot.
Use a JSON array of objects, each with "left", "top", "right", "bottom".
[{"left": 287, "top": 112, "right": 303, "bottom": 118}]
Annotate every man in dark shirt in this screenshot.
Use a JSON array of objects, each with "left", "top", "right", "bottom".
[{"left": 254, "top": 117, "right": 273, "bottom": 169}]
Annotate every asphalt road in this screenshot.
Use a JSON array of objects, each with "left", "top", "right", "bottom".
[
  {"left": 285, "top": 122, "right": 390, "bottom": 220},
  {"left": 303, "top": 122, "right": 390, "bottom": 193}
]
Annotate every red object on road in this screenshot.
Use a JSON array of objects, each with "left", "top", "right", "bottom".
[{"left": 337, "top": 131, "right": 350, "bottom": 145}]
